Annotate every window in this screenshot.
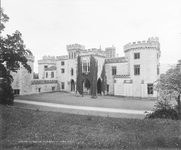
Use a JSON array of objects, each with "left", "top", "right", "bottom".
[
  {"left": 112, "top": 66, "right": 117, "bottom": 75},
  {"left": 134, "top": 65, "right": 140, "bottom": 75},
  {"left": 157, "top": 65, "right": 160, "bottom": 75},
  {"left": 73, "top": 52, "right": 75, "bottom": 59},
  {"left": 52, "top": 86, "right": 55, "bottom": 91},
  {"left": 82, "top": 60, "right": 90, "bottom": 73},
  {"left": 147, "top": 84, "right": 153, "bottom": 95},
  {"left": 61, "top": 82, "right": 65, "bottom": 89},
  {"left": 46, "top": 72, "right": 48, "bottom": 78},
  {"left": 44, "top": 65, "right": 48, "bottom": 69},
  {"left": 13, "top": 89, "right": 20, "bottom": 95},
  {"left": 134, "top": 53, "right": 140, "bottom": 59},
  {"left": 51, "top": 72, "right": 54, "bottom": 78},
  {"left": 107, "top": 84, "right": 109, "bottom": 92},
  {"left": 71, "top": 68, "right": 74, "bottom": 76},
  {"left": 61, "top": 69, "right": 65, "bottom": 73},
  {"left": 38, "top": 88, "right": 41, "bottom": 92},
  {"left": 61, "top": 61, "right": 65, "bottom": 66}
]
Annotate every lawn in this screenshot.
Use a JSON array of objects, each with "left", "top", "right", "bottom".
[
  {"left": 1, "top": 105, "right": 181, "bottom": 150},
  {"left": 15, "top": 92, "right": 157, "bottom": 111}
]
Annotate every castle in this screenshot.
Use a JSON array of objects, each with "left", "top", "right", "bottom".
[{"left": 11, "top": 37, "right": 161, "bottom": 98}]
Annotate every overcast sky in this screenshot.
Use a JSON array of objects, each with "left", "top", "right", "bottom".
[{"left": 2, "top": 0, "right": 181, "bottom": 72}]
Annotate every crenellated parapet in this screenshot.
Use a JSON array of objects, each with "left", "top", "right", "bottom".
[
  {"left": 67, "top": 44, "right": 85, "bottom": 51},
  {"left": 56, "top": 55, "right": 68, "bottom": 60},
  {"left": 105, "top": 57, "right": 128, "bottom": 64},
  {"left": 38, "top": 55, "right": 56, "bottom": 64},
  {"left": 42, "top": 55, "right": 56, "bottom": 60},
  {"left": 79, "top": 48, "right": 106, "bottom": 57},
  {"left": 87, "top": 48, "right": 106, "bottom": 55},
  {"left": 26, "top": 54, "right": 35, "bottom": 62},
  {"left": 124, "top": 37, "right": 160, "bottom": 53},
  {"left": 31, "top": 79, "right": 58, "bottom": 85},
  {"left": 105, "top": 46, "right": 116, "bottom": 51},
  {"left": 105, "top": 46, "right": 116, "bottom": 58}
]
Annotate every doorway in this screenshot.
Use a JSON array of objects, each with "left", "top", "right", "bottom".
[{"left": 71, "top": 79, "right": 75, "bottom": 91}]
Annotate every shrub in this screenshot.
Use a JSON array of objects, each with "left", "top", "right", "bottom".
[
  {"left": 145, "top": 96, "right": 179, "bottom": 120},
  {"left": 145, "top": 108, "right": 179, "bottom": 120}
]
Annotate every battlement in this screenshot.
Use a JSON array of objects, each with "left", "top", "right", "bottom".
[
  {"left": 56, "top": 55, "right": 68, "bottom": 60},
  {"left": 105, "top": 46, "right": 116, "bottom": 51},
  {"left": 38, "top": 55, "right": 56, "bottom": 64},
  {"left": 148, "top": 37, "right": 159, "bottom": 42},
  {"left": 26, "top": 54, "right": 35, "bottom": 62},
  {"left": 31, "top": 79, "right": 58, "bottom": 85},
  {"left": 79, "top": 48, "right": 106, "bottom": 57},
  {"left": 124, "top": 37, "right": 160, "bottom": 52},
  {"left": 42, "top": 55, "right": 56, "bottom": 60},
  {"left": 105, "top": 57, "right": 128, "bottom": 64},
  {"left": 67, "top": 44, "right": 85, "bottom": 51},
  {"left": 87, "top": 48, "right": 106, "bottom": 53}
]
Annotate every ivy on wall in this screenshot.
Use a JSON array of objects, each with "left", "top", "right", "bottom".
[
  {"left": 101, "top": 61, "right": 107, "bottom": 95},
  {"left": 76, "top": 56, "right": 83, "bottom": 95},
  {"left": 76, "top": 55, "right": 98, "bottom": 98},
  {"left": 90, "top": 55, "right": 98, "bottom": 98}
]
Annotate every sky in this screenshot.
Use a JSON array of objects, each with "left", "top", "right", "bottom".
[{"left": 2, "top": 0, "right": 181, "bottom": 73}]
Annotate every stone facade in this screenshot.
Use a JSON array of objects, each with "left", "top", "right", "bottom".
[
  {"left": 12, "top": 37, "right": 161, "bottom": 98},
  {"left": 11, "top": 55, "right": 34, "bottom": 95}
]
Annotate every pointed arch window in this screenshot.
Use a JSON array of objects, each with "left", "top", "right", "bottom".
[{"left": 71, "top": 68, "right": 74, "bottom": 76}]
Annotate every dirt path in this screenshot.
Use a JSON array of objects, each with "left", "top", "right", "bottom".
[{"left": 14, "top": 99, "right": 152, "bottom": 119}]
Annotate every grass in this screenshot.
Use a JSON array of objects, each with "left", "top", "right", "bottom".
[
  {"left": 1, "top": 105, "right": 181, "bottom": 150},
  {"left": 15, "top": 92, "right": 156, "bottom": 111}
]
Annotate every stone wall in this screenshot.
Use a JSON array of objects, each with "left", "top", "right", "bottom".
[
  {"left": 124, "top": 37, "right": 160, "bottom": 98},
  {"left": 31, "top": 82, "right": 58, "bottom": 93},
  {"left": 105, "top": 62, "right": 129, "bottom": 95}
]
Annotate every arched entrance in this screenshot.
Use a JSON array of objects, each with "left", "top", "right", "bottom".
[
  {"left": 83, "top": 78, "right": 91, "bottom": 94},
  {"left": 71, "top": 79, "right": 75, "bottom": 91},
  {"left": 97, "top": 78, "right": 102, "bottom": 94}
]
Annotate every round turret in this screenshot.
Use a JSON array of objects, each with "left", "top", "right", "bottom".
[
  {"left": 124, "top": 37, "right": 160, "bottom": 53},
  {"left": 123, "top": 37, "right": 161, "bottom": 97},
  {"left": 11, "top": 54, "right": 35, "bottom": 95}
]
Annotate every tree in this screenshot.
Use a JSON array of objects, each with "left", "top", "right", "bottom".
[
  {"left": 0, "top": 8, "right": 32, "bottom": 105},
  {"left": 76, "top": 55, "right": 83, "bottom": 96},
  {"left": 101, "top": 62, "right": 106, "bottom": 95},
  {"left": 155, "top": 59, "right": 181, "bottom": 118},
  {"left": 90, "top": 56, "right": 97, "bottom": 98},
  {"left": 0, "top": 8, "right": 9, "bottom": 32}
]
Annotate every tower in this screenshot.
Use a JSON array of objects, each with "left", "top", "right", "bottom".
[
  {"left": 67, "top": 44, "right": 85, "bottom": 59},
  {"left": 38, "top": 56, "right": 56, "bottom": 79},
  {"left": 124, "top": 37, "right": 160, "bottom": 98},
  {"left": 11, "top": 54, "right": 35, "bottom": 95},
  {"left": 66, "top": 44, "right": 85, "bottom": 92},
  {"left": 105, "top": 45, "right": 116, "bottom": 58}
]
